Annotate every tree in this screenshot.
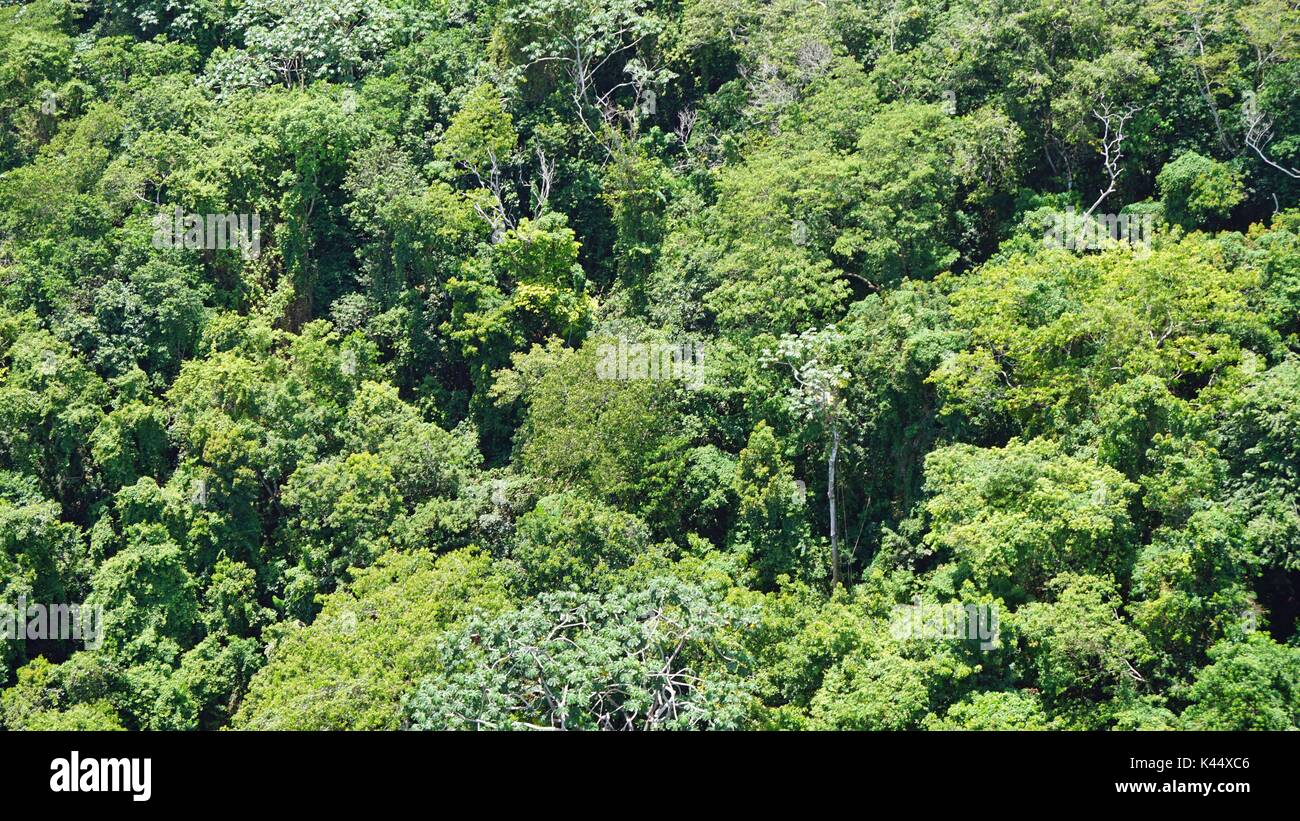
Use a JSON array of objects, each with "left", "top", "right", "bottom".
[
  {"left": 1181, "top": 635, "right": 1300, "bottom": 730},
  {"left": 507, "top": 492, "right": 654, "bottom": 595},
  {"left": 235, "top": 549, "right": 508, "bottom": 730},
  {"left": 925, "top": 690, "right": 1053, "bottom": 730},
  {"left": 1157, "top": 151, "right": 1246, "bottom": 228},
  {"left": 280, "top": 451, "right": 403, "bottom": 612},
  {"left": 730, "top": 421, "right": 818, "bottom": 588},
  {"left": 403, "top": 577, "right": 756, "bottom": 730},
  {"left": 768, "top": 329, "right": 851, "bottom": 587},
  {"left": 1012, "top": 573, "right": 1153, "bottom": 725},
  {"left": 922, "top": 439, "right": 1137, "bottom": 602},
  {"left": 491, "top": 339, "right": 689, "bottom": 531},
  {"left": 86, "top": 524, "right": 199, "bottom": 665},
  {"left": 205, "top": 0, "right": 401, "bottom": 92}
]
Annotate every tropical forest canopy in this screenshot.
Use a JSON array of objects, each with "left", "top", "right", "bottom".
[{"left": 0, "top": 0, "right": 1299, "bottom": 730}]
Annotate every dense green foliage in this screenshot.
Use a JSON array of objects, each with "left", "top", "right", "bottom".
[{"left": 1, "top": 0, "right": 1298, "bottom": 731}]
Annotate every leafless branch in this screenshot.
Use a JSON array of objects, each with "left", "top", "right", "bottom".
[
  {"left": 1244, "top": 94, "right": 1300, "bottom": 179},
  {"left": 1082, "top": 97, "right": 1141, "bottom": 220},
  {"left": 530, "top": 147, "right": 556, "bottom": 217}
]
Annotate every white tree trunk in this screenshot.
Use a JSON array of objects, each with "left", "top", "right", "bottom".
[{"left": 828, "top": 424, "right": 840, "bottom": 589}]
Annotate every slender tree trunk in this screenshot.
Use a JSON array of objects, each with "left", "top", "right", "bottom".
[{"left": 828, "top": 423, "right": 840, "bottom": 589}]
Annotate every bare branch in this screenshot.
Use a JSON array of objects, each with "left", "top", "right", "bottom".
[
  {"left": 1082, "top": 96, "right": 1141, "bottom": 220},
  {"left": 1244, "top": 93, "right": 1300, "bottom": 179}
]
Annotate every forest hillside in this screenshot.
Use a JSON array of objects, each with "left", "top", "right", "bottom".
[{"left": 0, "top": 0, "right": 1298, "bottom": 730}]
